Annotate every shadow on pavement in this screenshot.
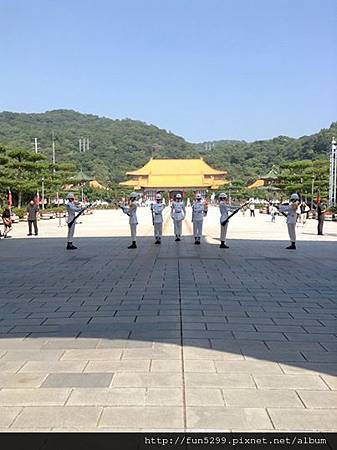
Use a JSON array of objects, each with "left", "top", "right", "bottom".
[{"left": 0, "top": 236, "right": 337, "bottom": 376}]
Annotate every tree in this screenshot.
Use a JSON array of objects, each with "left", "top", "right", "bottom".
[
  {"left": 0, "top": 147, "right": 76, "bottom": 207},
  {"left": 277, "top": 159, "right": 329, "bottom": 202}
]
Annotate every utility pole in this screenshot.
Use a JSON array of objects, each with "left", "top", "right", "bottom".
[
  {"left": 33, "top": 138, "right": 40, "bottom": 153},
  {"left": 79, "top": 138, "right": 90, "bottom": 153},
  {"left": 329, "top": 137, "right": 337, "bottom": 206},
  {"left": 52, "top": 131, "right": 56, "bottom": 173},
  {"left": 311, "top": 175, "right": 315, "bottom": 210},
  {"left": 41, "top": 178, "right": 45, "bottom": 210}
]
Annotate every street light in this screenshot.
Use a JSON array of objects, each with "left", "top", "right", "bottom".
[{"left": 41, "top": 178, "right": 45, "bottom": 210}]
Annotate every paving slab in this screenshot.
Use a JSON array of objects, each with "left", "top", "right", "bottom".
[
  {"left": 268, "top": 408, "right": 337, "bottom": 431},
  {"left": 41, "top": 373, "right": 113, "bottom": 388},
  {"left": 99, "top": 406, "right": 184, "bottom": 429},
  {"left": 1, "top": 208, "right": 337, "bottom": 431}
]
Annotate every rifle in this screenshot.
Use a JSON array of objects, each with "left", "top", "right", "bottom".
[
  {"left": 150, "top": 203, "right": 154, "bottom": 225},
  {"left": 119, "top": 204, "right": 130, "bottom": 216},
  {"left": 67, "top": 203, "right": 94, "bottom": 228},
  {"left": 221, "top": 201, "right": 250, "bottom": 226}
]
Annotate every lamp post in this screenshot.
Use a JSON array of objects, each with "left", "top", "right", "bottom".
[
  {"left": 41, "top": 178, "right": 45, "bottom": 210},
  {"left": 329, "top": 137, "right": 337, "bottom": 206}
]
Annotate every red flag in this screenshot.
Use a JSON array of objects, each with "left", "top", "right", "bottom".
[
  {"left": 7, "top": 190, "right": 12, "bottom": 208},
  {"left": 35, "top": 191, "right": 40, "bottom": 206},
  {"left": 316, "top": 192, "right": 321, "bottom": 205}
]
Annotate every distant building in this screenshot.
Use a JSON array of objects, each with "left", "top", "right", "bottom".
[
  {"left": 248, "top": 166, "right": 279, "bottom": 190},
  {"left": 119, "top": 158, "right": 227, "bottom": 199}
]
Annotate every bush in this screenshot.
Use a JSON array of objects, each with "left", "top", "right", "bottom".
[{"left": 11, "top": 207, "right": 26, "bottom": 219}]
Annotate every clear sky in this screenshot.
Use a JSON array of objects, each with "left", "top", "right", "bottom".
[{"left": 1, "top": 0, "right": 336, "bottom": 142}]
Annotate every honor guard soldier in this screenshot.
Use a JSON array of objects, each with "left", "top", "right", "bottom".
[
  {"left": 286, "top": 193, "right": 300, "bottom": 250},
  {"left": 121, "top": 192, "right": 138, "bottom": 249},
  {"left": 192, "top": 193, "right": 205, "bottom": 244},
  {"left": 171, "top": 193, "right": 186, "bottom": 241},
  {"left": 66, "top": 192, "right": 82, "bottom": 250},
  {"left": 151, "top": 193, "right": 165, "bottom": 244},
  {"left": 219, "top": 193, "right": 230, "bottom": 248},
  {"left": 317, "top": 201, "right": 326, "bottom": 235}
]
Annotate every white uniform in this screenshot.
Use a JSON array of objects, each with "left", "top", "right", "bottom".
[
  {"left": 219, "top": 201, "right": 229, "bottom": 243},
  {"left": 123, "top": 201, "right": 138, "bottom": 239},
  {"left": 66, "top": 202, "right": 82, "bottom": 243},
  {"left": 192, "top": 201, "right": 204, "bottom": 239},
  {"left": 171, "top": 201, "right": 185, "bottom": 238},
  {"left": 286, "top": 201, "right": 298, "bottom": 243},
  {"left": 151, "top": 203, "right": 165, "bottom": 240}
]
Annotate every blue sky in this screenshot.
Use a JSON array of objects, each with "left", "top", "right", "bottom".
[{"left": 1, "top": 0, "right": 336, "bottom": 142}]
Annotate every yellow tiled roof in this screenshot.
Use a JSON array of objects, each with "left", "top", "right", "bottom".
[
  {"left": 120, "top": 158, "right": 227, "bottom": 189},
  {"left": 126, "top": 158, "right": 225, "bottom": 176},
  {"left": 89, "top": 180, "right": 105, "bottom": 189},
  {"left": 247, "top": 179, "right": 265, "bottom": 189}
]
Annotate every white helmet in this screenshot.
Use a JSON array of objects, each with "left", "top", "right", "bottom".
[
  {"left": 175, "top": 193, "right": 182, "bottom": 199},
  {"left": 196, "top": 193, "right": 202, "bottom": 200},
  {"left": 290, "top": 193, "right": 299, "bottom": 201},
  {"left": 67, "top": 192, "right": 75, "bottom": 199},
  {"left": 129, "top": 192, "right": 138, "bottom": 199},
  {"left": 219, "top": 192, "right": 227, "bottom": 199},
  {"left": 156, "top": 193, "right": 162, "bottom": 200}
]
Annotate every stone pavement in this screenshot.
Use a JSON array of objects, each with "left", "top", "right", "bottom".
[{"left": 0, "top": 207, "right": 336, "bottom": 431}]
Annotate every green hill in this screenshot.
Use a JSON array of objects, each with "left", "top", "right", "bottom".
[{"left": 0, "top": 109, "right": 335, "bottom": 185}]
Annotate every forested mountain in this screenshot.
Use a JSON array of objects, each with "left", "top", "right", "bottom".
[
  {"left": 0, "top": 109, "right": 335, "bottom": 185},
  {"left": 199, "top": 124, "right": 337, "bottom": 182}
]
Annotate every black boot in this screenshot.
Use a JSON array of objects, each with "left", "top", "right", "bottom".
[
  {"left": 66, "top": 242, "right": 77, "bottom": 250},
  {"left": 155, "top": 239, "right": 160, "bottom": 244},
  {"left": 175, "top": 236, "right": 180, "bottom": 242},
  {"left": 220, "top": 241, "right": 229, "bottom": 248},
  {"left": 194, "top": 238, "right": 198, "bottom": 245},
  {"left": 286, "top": 242, "right": 296, "bottom": 250},
  {"left": 128, "top": 241, "right": 137, "bottom": 249}
]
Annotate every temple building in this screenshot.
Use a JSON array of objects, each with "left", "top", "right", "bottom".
[
  {"left": 120, "top": 158, "right": 227, "bottom": 198},
  {"left": 247, "top": 166, "right": 279, "bottom": 190}
]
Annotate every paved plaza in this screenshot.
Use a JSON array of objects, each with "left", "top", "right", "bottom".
[{"left": 0, "top": 207, "right": 337, "bottom": 431}]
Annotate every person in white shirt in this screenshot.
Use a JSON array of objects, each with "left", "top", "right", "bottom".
[
  {"left": 218, "top": 193, "right": 230, "bottom": 248},
  {"left": 66, "top": 192, "right": 82, "bottom": 250},
  {"left": 286, "top": 193, "right": 300, "bottom": 250},
  {"left": 121, "top": 192, "right": 138, "bottom": 249},
  {"left": 191, "top": 193, "right": 205, "bottom": 244},
  {"left": 171, "top": 193, "right": 186, "bottom": 241},
  {"left": 151, "top": 193, "right": 165, "bottom": 244},
  {"left": 270, "top": 204, "right": 277, "bottom": 223}
]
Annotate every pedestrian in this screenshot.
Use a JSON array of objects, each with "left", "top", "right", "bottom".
[
  {"left": 270, "top": 204, "right": 277, "bottom": 223},
  {"left": 171, "top": 193, "right": 185, "bottom": 241},
  {"left": 300, "top": 201, "right": 309, "bottom": 225},
  {"left": 1, "top": 206, "right": 12, "bottom": 238},
  {"left": 191, "top": 193, "right": 205, "bottom": 244},
  {"left": 218, "top": 193, "right": 230, "bottom": 248},
  {"left": 249, "top": 202, "right": 255, "bottom": 217},
  {"left": 66, "top": 192, "right": 82, "bottom": 250},
  {"left": 286, "top": 193, "right": 300, "bottom": 250},
  {"left": 151, "top": 193, "right": 165, "bottom": 244},
  {"left": 317, "top": 202, "right": 326, "bottom": 235},
  {"left": 121, "top": 192, "right": 138, "bottom": 249},
  {"left": 26, "top": 200, "right": 39, "bottom": 236}
]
